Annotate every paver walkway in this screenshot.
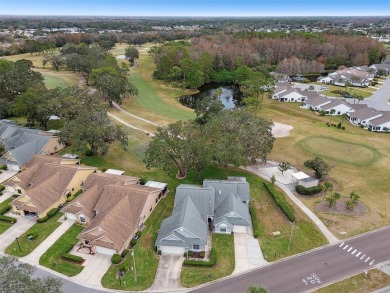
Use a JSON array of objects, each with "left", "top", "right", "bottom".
[
  {"left": 0, "top": 191, "right": 13, "bottom": 204},
  {"left": 149, "top": 254, "right": 184, "bottom": 291},
  {"left": 233, "top": 228, "right": 267, "bottom": 275},
  {"left": 242, "top": 162, "right": 339, "bottom": 244},
  {"left": 22, "top": 217, "right": 74, "bottom": 263},
  {"left": 0, "top": 215, "right": 35, "bottom": 252}
]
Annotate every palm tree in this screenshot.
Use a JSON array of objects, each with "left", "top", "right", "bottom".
[
  {"left": 351, "top": 75, "right": 361, "bottom": 87},
  {"left": 322, "top": 182, "right": 334, "bottom": 202}
]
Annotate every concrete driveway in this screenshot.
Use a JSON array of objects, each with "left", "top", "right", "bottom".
[
  {"left": 70, "top": 248, "right": 112, "bottom": 288},
  {"left": 0, "top": 170, "right": 18, "bottom": 184},
  {"left": 362, "top": 76, "right": 390, "bottom": 111},
  {"left": 0, "top": 215, "right": 35, "bottom": 252},
  {"left": 149, "top": 254, "right": 184, "bottom": 291},
  {"left": 233, "top": 229, "right": 267, "bottom": 275}
]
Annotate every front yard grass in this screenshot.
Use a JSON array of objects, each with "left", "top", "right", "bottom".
[
  {"left": 0, "top": 221, "right": 13, "bottom": 235},
  {"left": 39, "top": 224, "right": 84, "bottom": 277},
  {"left": 5, "top": 213, "right": 63, "bottom": 257},
  {"left": 180, "top": 234, "right": 235, "bottom": 287},
  {"left": 315, "top": 269, "right": 390, "bottom": 293}
]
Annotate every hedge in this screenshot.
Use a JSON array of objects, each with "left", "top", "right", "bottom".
[
  {"left": 0, "top": 184, "right": 5, "bottom": 192},
  {"left": 0, "top": 205, "right": 11, "bottom": 215},
  {"left": 249, "top": 205, "right": 260, "bottom": 239},
  {"left": 47, "top": 208, "right": 59, "bottom": 218},
  {"left": 111, "top": 254, "right": 122, "bottom": 264},
  {"left": 263, "top": 182, "right": 296, "bottom": 222},
  {"left": 295, "top": 185, "right": 324, "bottom": 196},
  {"left": 183, "top": 249, "right": 217, "bottom": 267},
  {"left": 37, "top": 216, "right": 49, "bottom": 223},
  {"left": 61, "top": 253, "right": 84, "bottom": 264},
  {"left": 0, "top": 214, "right": 17, "bottom": 223},
  {"left": 121, "top": 249, "right": 129, "bottom": 258}
]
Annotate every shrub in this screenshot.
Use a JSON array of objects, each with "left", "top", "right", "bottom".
[
  {"left": 249, "top": 205, "right": 260, "bottom": 239},
  {"left": 199, "top": 251, "right": 205, "bottom": 258},
  {"left": 295, "top": 185, "right": 324, "bottom": 196},
  {"left": 47, "top": 208, "right": 59, "bottom": 218},
  {"left": 0, "top": 214, "right": 17, "bottom": 223},
  {"left": 130, "top": 239, "right": 137, "bottom": 247},
  {"left": 111, "top": 254, "right": 122, "bottom": 264},
  {"left": 0, "top": 165, "right": 7, "bottom": 170},
  {"left": 337, "top": 122, "right": 342, "bottom": 129},
  {"left": 183, "top": 252, "right": 187, "bottom": 257},
  {"left": 37, "top": 216, "right": 49, "bottom": 223},
  {"left": 0, "top": 205, "right": 11, "bottom": 215},
  {"left": 263, "top": 182, "right": 295, "bottom": 222},
  {"left": 188, "top": 251, "right": 194, "bottom": 257},
  {"left": 157, "top": 250, "right": 161, "bottom": 255},
  {"left": 341, "top": 126, "right": 345, "bottom": 130},
  {"left": 0, "top": 184, "right": 5, "bottom": 192},
  {"left": 61, "top": 253, "right": 84, "bottom": 264},
  {"left": 135, "top": 231, "right": 142, "bottom": 238},
  {"left": 121, "top": 249, "right": 129, "bottom": 258},
  {"left": 183, "top": 249, "right": 217, "bottom": 267},
  {"left": 319, "top": 110, "right": 326, "bottom": 116}
]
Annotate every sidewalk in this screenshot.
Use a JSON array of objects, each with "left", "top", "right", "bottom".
[
  {"left": 242, "top": 163, "right": 339, "bottom": 245},
  {"left": 0, "top": 191, "right": 13, "bottom": 204},
  {"left": 0, "top": 216, "right": 35, "bottom": 252},
  {"left": 0, "top": 170, "right": 18, "bottom": 184},
  {"left": 22, "top": 217, "right": 74, "bottom": 263}
]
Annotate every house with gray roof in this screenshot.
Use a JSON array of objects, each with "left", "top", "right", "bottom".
[
  {"left": 320, "top": 99, "right": 354, "bottom": 115},
  {"left": 347, "top": 107, "right": 384, "bottom": 127},
  {"left": 303, "top": 96, "right": 332, "bottom": 111},
  {"left": 369, "top": 64, "right": 390, "bottom": 75},
  {"left": 0, "top": 120, "right": 63, "bottom": 171},
  {"left": 368, "top": 114, "right": 390, "bottom": 132},
  {"left": 155, "top": 177, "right": 251, "bottom": 254}
]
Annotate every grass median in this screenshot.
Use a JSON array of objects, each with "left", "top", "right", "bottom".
[
  {"left": 39, "top": 224, "right": 84, "bottom": 277},
  {"left": 5, "top": 213, "right": 63, "bottom": 257}
]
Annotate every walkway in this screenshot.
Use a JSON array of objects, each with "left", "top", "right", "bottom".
[
  {"left": 0, "top": 191, "right": 13, "bottom": 204},
  {"left": 233, "top": 228, "right": 267, "bottom": 275},
  {"left": 22, "top": 217, "right": 74, "bottom": 264},
  {"left": 112, "top": 101, "right": 160, "bottom": 127},
  {"left": 149, "top": 254, "right": 184, "bottom": 291},
  {"left": 242, "top": 162, "right": 339, "bottom": 244},
  {"left": 0, "top": 170, "right": 18, "bottom": 184},
  {"left": 107, "top": 112, "right": 155, "bottom": 136}
]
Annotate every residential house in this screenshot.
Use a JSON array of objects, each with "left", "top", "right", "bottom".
[
  {"left": 369, "top": 64, "right": 390, "bottom": 75},
  {"left": 0, "top": 120, "right": 63, "bottom": 171},
  {"left": 347, "top": 107, "right": 384, "bottom": 127},
  {"left": 318, "top": 68, "right": 374, "bottom": 87},
  {"left": 63, "top": 173, "right": 164, "bottom": 255},
  {"left": 4, "top": 155, "right": 96, "bottom": 219},
  {"left": 155, "top": 177, "right": 251, "bottom": 254},
  {"left": 368, "top": 114, "right": 390, "bottom": 132},
  {"left": 320, "top": 100, "right": 354, "bottom": 115},
  {"left": 270, "top": 72, "right": 292, "bottom": 83},
  {"left": 276, "top": 89, "right": 308, "bottom": 102},
  {"left": 304, "top": 96, "right": 332, "bottom": 111}
]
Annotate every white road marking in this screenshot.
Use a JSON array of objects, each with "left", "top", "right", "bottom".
[
  {"left": 343, "top": 245, "right": 349, "bottom": 250},
  {"left": 360, "top": 254, "right": 366, "bottom": 260},
  {"left": 348, "top": 247, "right": 353, "bottom": 252},
  {"left": 369, "top": 260, "right": 375, "bottom": 266},
  {"left": 352, "top": 249, "right": 357, "bottom": 255},
  {"left": 339, "top": 243, "right": 344, "bottom": 247},
  {"left": 356, "top": 252, "right": 361, "bottom": 257},
  {"left": 365, "top": 257, "right": 370, "bottom": 263}
]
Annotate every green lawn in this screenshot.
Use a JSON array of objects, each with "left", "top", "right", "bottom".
[
  {"left": 0, "top": 197, "right": 13, "bottom": 211},
  {"left": 315, "top": 269, "right": 390, "bottom": 293},
  {"left": 0, "top": 221, "right": 13, "bottom": 235},
  {"left": 299, "top": 136, "right": 382, "bottom": 167},
  {"left": 314, "top": 83, "right": 373, "bottom": 98},
  {"left": 5, "top": 213, "right": 63, "bottom": 257},
  {"left": 43, "top": 74, "right": 70, "bottom": 89},
  {"left": 180, "top": 234, "right": 235, "bottom": 287},
  {"left": 39, "top": 224, "right": 84, "bottom": 277}
]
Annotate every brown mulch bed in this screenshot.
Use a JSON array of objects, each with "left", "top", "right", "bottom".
[{"left": 316, "top": 198, "right": 367, "bottom": 216}]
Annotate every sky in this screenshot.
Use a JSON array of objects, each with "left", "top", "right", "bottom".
[{"left": 0, "top": 0, "right": 390, "bottom": 17}]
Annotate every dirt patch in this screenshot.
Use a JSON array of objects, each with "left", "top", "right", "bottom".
[
  {"left": 316, "top": 198, "right": 367, "bottom": 216},
  {"left": 272, "top": 122, "right": 294, "bottom": 138}
]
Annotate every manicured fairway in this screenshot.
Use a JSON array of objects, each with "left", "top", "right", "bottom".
[{"left": 299, "top": 136, "right": 381, "bottom": 166}]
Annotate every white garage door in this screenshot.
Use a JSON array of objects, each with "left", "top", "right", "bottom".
[
  {"left": 233, "top": 226, "right": 247, "bottom": 233},
  {"left": 96, "top": 246, "right": 116, "bottom": 256},
  {"left": 7, "top": 164, "right": 20, "bottom": 171},
  {"left": 66, "top": 213, "right": 76, "bottom": 220},
  {"left": 160, "top": 246, "right": 185, "bottom": 255}
]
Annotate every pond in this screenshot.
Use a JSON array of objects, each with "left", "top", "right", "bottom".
[{"left": 179, "top": 83, "right": 243, "bottom": 109}]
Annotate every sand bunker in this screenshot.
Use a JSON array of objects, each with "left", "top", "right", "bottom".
[{"left": 272, "top": 122, "right": 294, "bottom": 138}]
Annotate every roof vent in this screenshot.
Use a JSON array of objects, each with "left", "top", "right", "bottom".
[{"left": 218, "top": 190, "right": 221, "bottom": 195}]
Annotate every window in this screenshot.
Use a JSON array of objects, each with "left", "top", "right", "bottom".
[
  {"left": 220, "top": 225, "right": 227, "bottom": 233},
  {"left": 193, "top": 244, "right": 200, "bottom": 250},
  {"left": 84, "top": 240, "right": 90, "bottom": 245},
  {"left": 17, "top": 189, "right": 22, "bottom": 194},
  {"left": 79, "top": 216, "right": 86, "bottom": 223}
]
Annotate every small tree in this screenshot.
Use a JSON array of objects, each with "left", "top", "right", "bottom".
[
  {"left": 304, "top": 157, "right": 332, "bottom": 179},
  {"left": 350, "top": 191, "right": 360, "bottom": 205},
  {"left": 328, "top": 109, "right": 336, "bottom": 123},
  {"left": 322, "top": 181, "right": 334, "bottom": 202},
  {"left": 278, "top": 161, "right": 291, "bottom": 175},
  {"left": 270, "top": 175, "right": 276, "bottom": 185},
  {"left": 326, "top": 192, "right": 340, "bottom": 208},
  {"left": 247, "top": 286, "right": 269, "bottom": 293},
  {"left": 125, "top": 46, "right": 139, "bottom": 66},
  {"left": 345, "top": 199, "right": 354, "bottom": 211},
  {"left": 308, "top": 85, "right": 314, "bottom": 91}
]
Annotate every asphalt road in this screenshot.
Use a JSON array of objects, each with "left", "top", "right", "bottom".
[
  {"left": 191, "top": 227, "right": 390, "bottom": 293},
  {"left": 362, "top": 77, "right": 390, "bottom": 111}
]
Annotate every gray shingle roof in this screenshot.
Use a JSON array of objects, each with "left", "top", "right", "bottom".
[
  {"left": 203, "top": 179, "right": 250, "bottom": 208},
  {"left": 156, "top": 196, "right": 208, "bottom": 248},
  {"left": 214, "top": 193, "right": 251, "bottom": 227},
  {"left": 348, "top": 107, "right": 382, "bottom": 121}
]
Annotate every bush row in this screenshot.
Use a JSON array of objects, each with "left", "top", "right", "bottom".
[
  {"left": 295, "top": 185, "right": 324, "bottom": 196},
  {"left": 249, "top": 205, "right": 260, "bottom": 239},
  {"left": 183, "top": 249, "right": 217, "bottom": 267},
  {"left": 111, "top": 254, "right": 122, "bottom": 264},
  {"left": 0, "top": 214, "right": 17, "bottom": 223},
  {"left": 37, "top": 208, "right": 59, "bottom": 223},
  {"left": 0, "top": 184, "right": 5, "bottom": 192},
  {"left": 0, "top": 205, "right": 11, "bottom": 215},
  {"left": 263, "top": 182, "right": 295, "bottom": 222},
  {"left": 61, "top": 253, "right": 84, "bottom": 264}
]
